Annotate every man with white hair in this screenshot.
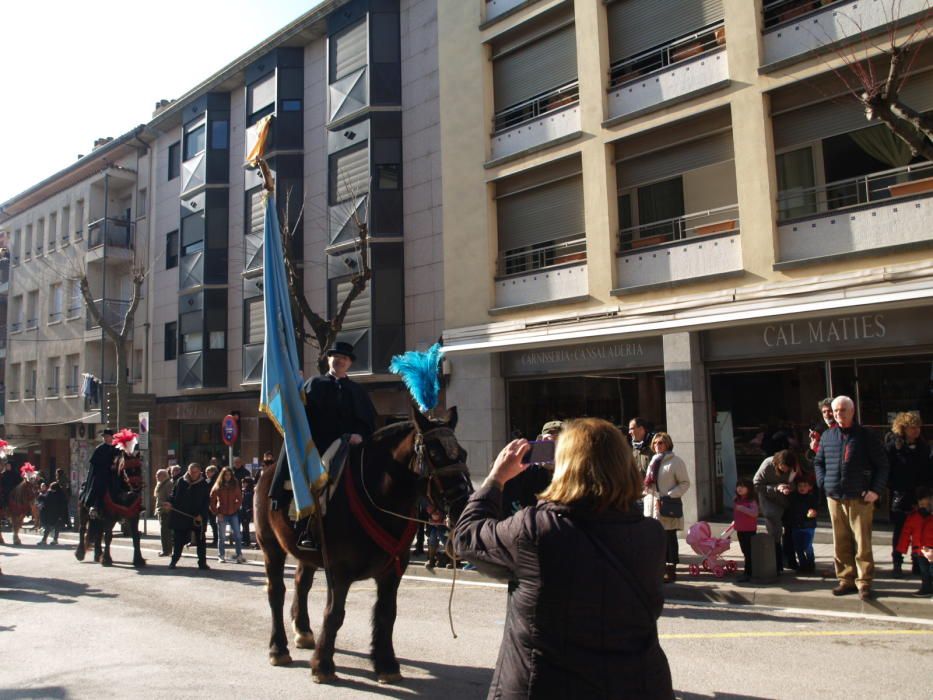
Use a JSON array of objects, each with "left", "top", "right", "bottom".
[{"left": 813, "top": 395, "right": 889, "bottom": 600}]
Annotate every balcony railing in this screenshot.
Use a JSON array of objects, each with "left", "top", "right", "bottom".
[
  {"left": 24, "top": 387, "right": 36, "bottom": 399},
  {"left": 86, "top": 298, "right": 130, "bottom": 331},
  {"left": 87, "top": 217, "right": 134, "bottom": 251},
  {"left": 763, "top": 0, "right": 843, "bottom": 29},
  {"left": 8, "top": 390, "right": 18, "bottom": 401},
  {"left": 10, "top": 321, "right": 22, "bottom": 333},
  {"left": 25, "top": 317, "right": 37, "bottom": 330},
  {"left": 777, "top": 161, "right": 933, "bottom": 222},
  {"left": 48, "top": 310, "right": 63, "bottom": 323},
  {"left": 494, "top": 80, "right": 580, "bottom": 133},
  {"left": 66, "top": 305, "right": 83, "bottom": 320},
  {"left": 47, "top": 385, "right": 60, "bottom": 398},
  {"left": 61, "top": 233, "right": 70, "bottom": 245},
  {"left": 65, "top": 384, "right": 79, "bottom": 395},
  {"left": 620, "top": 204, "right": 740, "bottom": 251},
  {"left": 609, "top": 21, "right": 726, "bottom": 89},
  {"left": 498, "top": 235, "right": 587, "bottom": 277}
]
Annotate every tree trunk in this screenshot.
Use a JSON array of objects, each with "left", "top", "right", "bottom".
[{"left": 113, "top": 338, "right": 129, "bottom": 429}]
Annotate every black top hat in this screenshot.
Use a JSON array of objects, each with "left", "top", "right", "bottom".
[
  {"left": 326, "top": 341, "right": 356, "bottom": 361},
  {"left": 102, "top": 429, "right": 115, "bottom": 436}
]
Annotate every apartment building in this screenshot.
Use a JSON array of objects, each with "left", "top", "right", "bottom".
[
  {"left": 0, "top": 0, "right": 444, "bottom": 478},
  {"left": 438, "top": 0, "right": 933, "bottom": 521},
  {"left": 0, "top": 130, "right": 151, "bottom": 483}
]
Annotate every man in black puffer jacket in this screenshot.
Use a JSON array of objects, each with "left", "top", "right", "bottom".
[{"left": 813, "top": 396, "right": 889, "bottom": 600}]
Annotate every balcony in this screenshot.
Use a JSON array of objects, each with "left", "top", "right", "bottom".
[
  {"left": 614, "top": 205, "right": 743, "bottom": 293},
  {"left": 607, "top": 23, "right": 728, "bottom": 124},
  {"left": 85, "top": 298, "right": 130, "bottom": 331},
  {"left": 775, "top": 161, "right": 933, "bottom": 267},
  {"left": 86, "top": 217, "right": 135, "bottom": 264},
  {"left": 490, "top": 81, "right": 581, "bottom": 164},
  {"left": 494, "top": 236, "right": 588, "bottom": 310},
  {"left": 242, "top": 343, "right": 263, "bottom": 384},
  {"left": 761, "top": 0, "right": 930, "bottom": 70}
]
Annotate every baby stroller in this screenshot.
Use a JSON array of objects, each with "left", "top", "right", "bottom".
[{"left": 686, "top": 521, "right": 738, "bottom": 577}]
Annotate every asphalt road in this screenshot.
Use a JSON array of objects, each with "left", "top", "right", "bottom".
[{"left": 1, "top": 535, "right": 931, "bottom": 699}]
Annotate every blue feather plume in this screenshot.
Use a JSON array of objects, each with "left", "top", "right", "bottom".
[{"left": 389, "top": 343, "right": 444, "bottom": 413}]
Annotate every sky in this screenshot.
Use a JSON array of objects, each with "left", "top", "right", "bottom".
[{"left": 0, "top": 0, "right": 320, "bottom": 203}]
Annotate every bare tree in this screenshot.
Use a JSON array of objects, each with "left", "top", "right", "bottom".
[{"left": 823, "top": 2, "right": 933, "bottom": 160}]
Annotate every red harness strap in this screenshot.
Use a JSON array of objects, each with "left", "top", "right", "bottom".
[
  {"left": 103, "top": 491, "right": 144, "bottom": 520},
  {"left": 343, "top": 463, "right": 417, "bottom": 577}
]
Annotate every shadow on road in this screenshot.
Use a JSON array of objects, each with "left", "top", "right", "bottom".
[
  {"left": 0, "top": 575, "right": 117, "bottom": 604},
  {"left": 0, "top": 687, "right": 70, "bottom": 699},
  {"left": 131, "top": 563, "right": 267, "bottom": 584},
  {"left": 663, "top": 602, "right": 812, "bottom": 624}
]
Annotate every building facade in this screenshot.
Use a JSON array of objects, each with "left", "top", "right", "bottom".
[{"left": 438, "top": 0, "right": 933, "bottom": 521}]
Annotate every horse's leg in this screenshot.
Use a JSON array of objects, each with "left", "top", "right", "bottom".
[
  {"left": 263, "top": 540, "right": 292, "bottom": 666},
  {"left": 291, "top": 561, "right": 316, "bottom": 649},
  {"left": 74, "top": 509, "right": 86, "bottom": 560},
  {"left": 12, "top": 514, "right": 22, "bottom": 546},
  {"left": 101, "top": 525, "right": 114, "bottom": 567},
  {"left": 0, "top": 511, "right": 5, "bottom": 545},
  {"left": 311, "top": 576, "right": 351, "bottom": 683},
  {"left": 371, "top": 573, "right": 404, "bottom": 683},
  {"left": 131, "top": 518, "right": 146, "bottom": 567}
]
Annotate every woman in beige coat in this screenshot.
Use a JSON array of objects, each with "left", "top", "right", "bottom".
[{"left": 643, "top": 431, "right": 691, "bottom": 582}]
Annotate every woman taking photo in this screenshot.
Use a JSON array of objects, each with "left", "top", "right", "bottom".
[
  {"left": 453, "top": 418, "right": 673, "bottom": 699},
  {"left": 643, "top": 432, "right": 691, "bottom": 583}
]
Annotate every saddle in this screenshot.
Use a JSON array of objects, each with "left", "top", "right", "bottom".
[{"left": 269, "top": 437, "right": 351, "bottom": 523}]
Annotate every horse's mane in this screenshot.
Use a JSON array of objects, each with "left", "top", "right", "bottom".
[{"left": 371, "top": 421, "right": 415, "bottom": 448}]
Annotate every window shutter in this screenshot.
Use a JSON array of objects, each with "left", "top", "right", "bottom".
[
  {"left": 607, "top": 0, "right": 724, "bottom": 64},
  {"left": 497, "top": 175, "right": 584, "bottom": 252},
  {"left": 333, "top": 20, "right": 367, "bottom": 80},
  {"left": 248, "top": 188, "right": 264, "bottom": 237},
  {"left": 246, "top": 298, "right": 265, "bottom": 345},
  {"left": 333, "top": 146, "right": 369, "bottom": 202},
  {"left": 333, "top": 280, "right": 370, "bottom": 329},
  {"left": 493, "top": 24, "right": 577, "bottom": 111},
  {"left": 773, "top": 70, "right": 933, "bottom": 150},
  {"left": 617, "top": 131, "right": 734, "bottom": 188}
]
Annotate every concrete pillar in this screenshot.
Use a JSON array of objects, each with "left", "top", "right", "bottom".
[
  {"left": 445, "top": 353, "right": 507, "bottom": 484},
  {"left": 663, "top": 332, "right": 712, "bottom": 524}
]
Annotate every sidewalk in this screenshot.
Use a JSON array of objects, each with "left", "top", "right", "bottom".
[{"left": 19, "top": 517, "right": 931, "bottom": 620}]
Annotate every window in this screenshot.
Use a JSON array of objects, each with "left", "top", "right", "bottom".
[
  {"left": 66, "top": 355, "right": 80, "bottom": 394},
  {"left": 184, "top": 122, "right": 206, "bottom": 161},
  {"left": 182, "top": 332, "right": 203, "bottom": 353},
  {"left": 248, "top": 73, "right": 276, "bottom": 121},
  {"left": 36, "top": 218, "right": 44, "bottom": 254},
  {"left": 67, "top": 279, "right": 83, "bottom": 318},
  {"left": 166, "top": 230, "right": 179, "bottom": 269},
  {"left": 75, "top": 200, "right": 85, "bottom": 239},
  {"left": 12, "top": 228, "right": 21, "bottom": 262},
  {"left": 49, "top": 283, "right": 63, "bottom": 322},
  {"left": 376, "top": 163, "right": 400, "bottom": 190},
  {"left": 168, "top": 142, "right": 181, "bottom": 180},
  {"left": 330, "top": 20, "right": 367, "bottom": 83},
  {"left": 48, "top": 212, "right": 57, "bottom": 249},
  {"left": 26, "top": 290, "right": 38, "bottom": 329},
  {"left": 25, "top": 224, "right": 32, "bottom": 258},
  {"left": 209, "top": 331, "right": 225, "bottom": 350},
  {"left": 281, "top": 99, "right": 302, "bottom": 112},
  {"left": 181, "top": 212, "right": 205, "bottom": 256},
  {"left": 776, "top": 147, "right": 817, "bottom": 220},
  {"left": 164, "top": 321, "right": 177, "bottom": 361},
  {"left": 10, "top": 295, "right": 23, "bottom": 331},
  {"left": 138, "top": 188, "right": 148, "bottom": 215},
  {"left": 329, "top": 145, "right": 369, "bottom": 204},
  {"left": 47, "top": 361, "right": 60, "bottom": 396},
  {"left": 244, "top": 297, "right": 265, "bottom": 345},
  {"left": 133, "top": 349, "right": 143, "bottom": 382},
  {"left": 25, "top": 361, "right": 37, "bottom": 399},
  {"left": 9, "top": 364, "right": 20, "bottom": 401},
  {"left": 61, "top": 205, "right": 71, "bottom": 244},
  {"left": 211, "top": 121, "right": 229, "bottom": 150},
  {"left": 636, "top": 176, "right": 685, "bottom": 232}
]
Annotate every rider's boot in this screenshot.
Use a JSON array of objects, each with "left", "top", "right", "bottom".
[{"left": 296, "top": 513, "right": 321, "bottom": 553}]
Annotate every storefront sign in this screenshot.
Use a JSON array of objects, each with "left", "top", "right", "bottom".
[
  {"left": 703, "top": 307, "right": 933, "bottom": 361},
  {"left": 502, "top": 338, "right": 663, "bottom": 376}
]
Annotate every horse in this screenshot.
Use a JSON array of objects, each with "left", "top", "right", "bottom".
[
  {"left": 254, "top": 406, "right": 474, "bottom": 684},
  {"left": 74, "top": 450, "right": 147, "bottom": 568},
  {"left": 0, "top": 478, "right": 38, "bottom": 546}
]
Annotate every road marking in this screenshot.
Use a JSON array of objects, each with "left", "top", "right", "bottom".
[
  {"left": 667, "top": 598, "right": 933, "bottom": 627},
  {"left": 661, "top": 629, "right": 932, "bottom": 640}
]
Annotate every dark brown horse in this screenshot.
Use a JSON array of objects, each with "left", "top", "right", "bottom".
[
  {"left": 254, "top": 407, "right": 472, "bottom": 684},
  {"left": 0, "top": 478, "right": 38, "bottom": 546},
  {"left": 74, "top": 451, "right": 147, "bottom": 568}
]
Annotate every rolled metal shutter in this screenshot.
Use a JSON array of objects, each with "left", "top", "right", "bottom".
[
  {"left": 607, "top": 0, "right": 724, "bottom": 64},
  {"left": 493, "top": 24, "right": 577, "bottom": 111},
  {"left": 773, "top": 70, "right": 933, "bottom": 150},
  {"left": 333, "top": 19, "right": 367, "bottom": 80},
  {"left": 497, "top": 175, "right": 584, "bottom": 251},
  {"left": 248, "top": 188, "right": 264, "bottom": 237},
  {"left": 333, "top": 145, "right": 369, "bottom": 202},
  {"left": 333, "top": 279, "right": 371, "bottom": 329},
  {"left": 617, "top": 131, "right": 734, "bottom": 188},
  {"left": 246, "top": 298, "right": 265, "bottom": 345}
]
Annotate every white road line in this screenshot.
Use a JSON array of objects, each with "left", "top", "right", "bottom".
[{"left": 666, "top": 598, "right": 933, "bottom": 627}]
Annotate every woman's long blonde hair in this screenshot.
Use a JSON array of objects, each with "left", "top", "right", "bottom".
[{"left": 539, "top": 418, "right": 642, "bottom": 512}]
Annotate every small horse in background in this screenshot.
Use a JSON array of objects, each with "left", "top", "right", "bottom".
[
  {"left": 0, "top": 477, "right": 38, "bottom": 546},
  {"left": 254, "top": 406, "right": 473, "bottom": 684},
  {"left": 75, "top": 451, "right": 147, "bottom": 567}
]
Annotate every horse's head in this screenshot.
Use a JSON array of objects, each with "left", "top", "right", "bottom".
[
  {"left": 410, "top": 406, "right": 474, "bottom": 524},
  {"left": 118, "top": 451, "right": 145, "bottom": 492}
]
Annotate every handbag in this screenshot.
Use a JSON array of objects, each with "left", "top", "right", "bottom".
[{"left": 659, "top": 496, "right": 683, "bottom": 519}]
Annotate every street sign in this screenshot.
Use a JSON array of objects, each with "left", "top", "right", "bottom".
[
  {"left": 138, "top": 412, "right": 150, "bottom": 450},
  {"left": 221, "top": 414, "right": 239, "bottom": 446}
]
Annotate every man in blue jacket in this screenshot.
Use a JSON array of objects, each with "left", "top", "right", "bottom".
[{"left": 813, "top": 395, "right": 889, "bottom": 600}]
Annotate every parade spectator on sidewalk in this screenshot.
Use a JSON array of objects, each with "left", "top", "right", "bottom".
[
  {"left": 153, "top": 468, "right": 173, "bottom": 557},
  {"left": 628, "top": 416, "right": 654, "bottom": 478},
  {"left": 885, "top": 411, "right": 932, "bottom": 578},
  {"left": 788, "top": 475, "right": 819, "bottom": 573},
  {"left": 204, "top": 464, "right": 219, "bottom": 547},
  {"left": 37, "top": 482, "right": 66, "bottom": 545},
  {"left": 240, "top": 476, "right": 255, "bottom": 548},
  {"left": 644, "top": 431, "right": 690, "bottom": 583},
  {"left": 54, "top": 468, "right": 72, "bottom": 529},
  {"left": 732, "top": 479, "right": 759, "bottom": 582},
  {"left": 753, "top": 449, "right": 801, "bottom": 574},
  {"left": 170, "top": 464, "right": 182, "bottom": 483},
  {"left": 809, "top": 398, "right": 837, "bottom": 455},
  {"left": 232, "top": 456, "right": 250, "bottom": 483},
  {"left": 814, "top": 395, "right": 889, "bottom": 600},
  {"left": 895, "top": 488, "right": 933, "bottom": 597},
  {"left": 210, "top": 467, "right": 244, "bottom": 563},
  {"left": 166, "top": 462, "right": 211, "bottom": 570},
  {"left": 453, "top": 418, "right": 673, "bottom": 699}
]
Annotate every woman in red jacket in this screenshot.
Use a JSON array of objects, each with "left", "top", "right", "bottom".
[
  {"left": 896, "top": 488, "right": 932, "bottom": 597},
  {"left": 210, "top": 467, "right": 244, "bottom": 564}
]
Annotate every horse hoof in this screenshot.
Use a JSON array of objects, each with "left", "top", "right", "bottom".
[
  {"left": 311, "top": 672, "right": 338, "bottom": 684},
  {"left": 134, "top": 559, "right": 147, "bottom": 568},
  {"left": 75, "top": 548, "right": 85, "bottom": 561},
  {"left": 294, "top": 632, "right": 316, "bottom": 649},
  {"left": 101, "top": 558, "right": 113, "bottom": 567},
  {"left": 377, "top": 673, "right": 403, "bottom": 685},
  {"left": 269, "top": 654, "right": 292, "bottom": 667},
  {"left": 13, "top": 538, "right": 21, "bottom": 546}
]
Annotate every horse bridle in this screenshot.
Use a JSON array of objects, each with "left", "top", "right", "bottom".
[{"left": 410, "top": 427, "right": 472, "bottom": 516}]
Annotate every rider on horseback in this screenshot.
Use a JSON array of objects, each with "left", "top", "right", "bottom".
[
  {"left": 296, "top": 341, "right": 377, "bottom": 551},
  {"left": 79, "top": 429, "right": 119, "bottom": 520}
]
